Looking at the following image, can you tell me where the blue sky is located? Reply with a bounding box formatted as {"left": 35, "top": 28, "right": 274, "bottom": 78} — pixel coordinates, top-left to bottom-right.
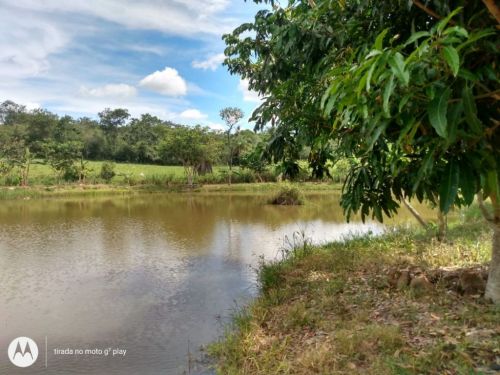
{"left": 0, "top": 0, "right": 265, "bottom": 130}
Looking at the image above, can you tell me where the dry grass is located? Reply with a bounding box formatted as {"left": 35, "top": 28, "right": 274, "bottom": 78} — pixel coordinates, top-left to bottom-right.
{"left": 209, "top": 207, "right": 500, "bottom": 374}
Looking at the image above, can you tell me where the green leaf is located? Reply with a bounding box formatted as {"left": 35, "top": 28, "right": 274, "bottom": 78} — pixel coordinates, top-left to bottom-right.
{"left": 462, "top": 86, "right": 482, "bottom": 134}
{"left": 398, "top": 93, "right": 411, "bottom": 113}
{"left": 459, "top": 164, "right": 476, "bottom": 206}
{"left": 457, "top": 29, "right": 495, "bottom": 51}
{"left": 404, "top": 31, "right": 430, "bottom": 46}
{"left": 447, "top": 100, "right": 463, "bottom": 143}
{"left": 365, "top": 57, "right": 378, "bottom": 92}
{"left": 383, "top": 74, "right": 395, "bottom": 117}
{"left": 367, "top": 122, "right": 388, "bottom": 151}
{"left": 483, "top": 170, "right": 500, "bottom": 202}
{"left": 458, "top": 68, "right": 478, "bottom": 81}
{"left": 388, "top": 52, "right": 409, "bottom": 85}
{"left": 436, "top": 7, "right": 462, "bottom": 34}
{"left": 443, "top": 26, "right": 469, "bottom": 38}
{"left": 428, "top": 87, "right": 451, "bottom": 138}
{"left": 374, "top": 29, "right": 389, "bottom": 50}
{"left": 365, "top": 50, "right": 382, "bottom": 59}
{"left": 439, "top": 161, "right": 459, "bottom": 213}
{"left": 442, "top": 46, "right": 460, "bottom": 76}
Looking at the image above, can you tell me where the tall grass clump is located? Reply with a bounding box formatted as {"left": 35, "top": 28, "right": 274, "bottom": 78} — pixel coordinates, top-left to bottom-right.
{"left": 268, "top": 184, "right": 304, "bottom": 205}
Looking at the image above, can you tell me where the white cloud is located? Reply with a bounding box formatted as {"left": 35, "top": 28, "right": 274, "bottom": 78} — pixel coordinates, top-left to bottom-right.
{"left": 192, "top": 53, "right": 225, "bottom": 71}
{"left": 123, "top": 44, "right": 167, "bottom": 56}
{"left": 3, "top": 0, "right": 235, "bottom": 36}
{"left": 179, "top": 109, "right": 208, "bottom": 120}
{"left": 79, "top": 84, "right": 137, "bottom": 98}
{"left": 24, "top": 102, "right": 41, "bottom": 110}
{"left": 238, "top": 79, "right": 262, "bottom": 103}
{"left": 0, "top": 10, "right": 67, "bottom": 80}
{"left": 205, "top": 122, "right": 225, "bottom": 131}
{"left": 139, "top": 67, "right": 188, "bottom": 96}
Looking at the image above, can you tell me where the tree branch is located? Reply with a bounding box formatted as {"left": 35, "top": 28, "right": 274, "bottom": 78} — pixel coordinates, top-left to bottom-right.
{"left": 402, "top": 198, "right": 429, "bottom": 229}
{"left": 412, "top": 0, "right": 455, "bottom": 25}
{"left": 482, "top": 0, "right": 500, "bottom": 25}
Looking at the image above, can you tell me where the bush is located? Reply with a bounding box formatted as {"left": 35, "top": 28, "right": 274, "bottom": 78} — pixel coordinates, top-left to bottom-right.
{"left": 62, "top": 165, "right": 80, "bottom": 182}
{"left": 268, "top": 184, "right": 304, "bottom": 205}
{"left": 100, "top": 162, "right": 116, "bottom": 182}
{"left": 3, "top": 173, "right": 21, "bottom": 186}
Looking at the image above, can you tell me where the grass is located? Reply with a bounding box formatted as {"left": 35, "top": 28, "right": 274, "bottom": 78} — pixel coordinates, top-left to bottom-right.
{"left": 267, "top": 184, "right": 305, "bottom": 205}
{"left": 209, "top": 206, "right": 499, "bottom": 374}
{"left": 0, "top": 160, "right": 341, "bottom": 200}
{"left": 22, "top": 161, "right": 231, "bottom": 185}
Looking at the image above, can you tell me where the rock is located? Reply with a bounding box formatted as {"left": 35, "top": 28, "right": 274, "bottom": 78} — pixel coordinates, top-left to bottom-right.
{"left": 459, "top": 271, "right": 486, "bottom": 295}
{"left": 396, "top": 271, "right": 411, "bottom": 290}
{"left": 410, "top": 275, "right": 433, "bottom": 292}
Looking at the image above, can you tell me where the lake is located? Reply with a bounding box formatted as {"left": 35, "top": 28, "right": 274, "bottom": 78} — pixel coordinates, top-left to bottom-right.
{"left": 0, "top": 192, "right": 430, "bottom": 374}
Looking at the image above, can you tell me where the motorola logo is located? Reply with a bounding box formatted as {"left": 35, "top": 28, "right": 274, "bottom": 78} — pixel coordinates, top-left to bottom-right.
{"left": 8, "top": 337, "right": 39, "bottom": 367}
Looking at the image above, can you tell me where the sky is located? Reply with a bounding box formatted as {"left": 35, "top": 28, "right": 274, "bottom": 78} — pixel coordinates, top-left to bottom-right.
{"left": 0, "top": 0, "right": 265, "bottom": 130}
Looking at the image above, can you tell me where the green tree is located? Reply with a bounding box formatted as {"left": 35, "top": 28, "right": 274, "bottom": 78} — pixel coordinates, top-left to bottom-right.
{"left": 98, "top": 108, "right": 130, "bottom": 156}
{"left": 220, "top": 107, "right": 244, "bottom": 185}
{"left": 0, "top": 138, "right": 32, "bottom": 186}
{"left": 0, "top": 100, "right": 29, "bottom": 125}
{"left": 159, "top": 125, "right": 218, "bottom": 187}
{"left": 224, "top": 2, "right": 500, "bottom": 302}
{"left": 26, "top": 109, "right": 58, "bottom": 155}
{"left": 43, "top": 141, "right": 84, "bottom": 182}
{"left": 120, "top": 114, "right": 163, "bottom": 163}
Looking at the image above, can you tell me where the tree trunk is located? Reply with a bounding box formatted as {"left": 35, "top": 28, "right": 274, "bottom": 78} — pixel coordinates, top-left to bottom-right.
{"left": 479, "top": 192, "right": 500, "bottom": 304}
{"left": 437, "top": 209, "right": 447, "bottom": 241}
{"left": 227, "top": 131, "right": 232, "bottom": 186}
{"left": 482, "top": 0, "right": 500, "bottom": 25}
{"left": 485, "top": 222, "right": 500, "bottom": 303}
{"left": 402, "top": 198, "right": 429, "bottom": 230}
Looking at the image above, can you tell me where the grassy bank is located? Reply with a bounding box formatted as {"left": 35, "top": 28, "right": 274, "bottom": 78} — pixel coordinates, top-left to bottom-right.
{"left": 0, "top": 182, "right": 341, "bottom": 200}
{"left": 209, "top": 207, "right": 499, "bottom": 374}
{"left": 0, "top": 160, "right": 344, "bottom": 200}
{"left": 2, "top": 161, "right": 272, "bottom": 186}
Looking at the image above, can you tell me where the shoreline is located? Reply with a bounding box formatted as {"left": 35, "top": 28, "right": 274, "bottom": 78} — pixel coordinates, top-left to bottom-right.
{"left": 208, "top": 210, "right": 499, "bottom": 374}
{"left": 0, "top": 182, "right": 342, "bottom": 200}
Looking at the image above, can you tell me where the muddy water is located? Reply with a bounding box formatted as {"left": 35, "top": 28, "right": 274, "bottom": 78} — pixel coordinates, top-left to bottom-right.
{"left": 0, "top": 192, "right": 432, "bottom": 374}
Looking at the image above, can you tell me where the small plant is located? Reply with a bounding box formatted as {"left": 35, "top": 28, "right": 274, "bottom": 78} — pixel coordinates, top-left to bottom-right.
{"left": 62, "top": 164, "right": 80, "bottom": 182}
{"left": 100, "top": 162, "right": 116, "bottom": 182}
{"left": 268, "top": 184, "right": 304, "bottom": 205}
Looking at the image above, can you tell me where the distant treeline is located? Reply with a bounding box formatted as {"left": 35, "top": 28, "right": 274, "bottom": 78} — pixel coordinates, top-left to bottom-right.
{"left": 0, "top": 100, "right": 349, "bottom": 186}
{"left": 0, "top": 100, "right": 265, "bottom": 164}
{"left": 0, "top": 100, "right": 278, "bottom": 183}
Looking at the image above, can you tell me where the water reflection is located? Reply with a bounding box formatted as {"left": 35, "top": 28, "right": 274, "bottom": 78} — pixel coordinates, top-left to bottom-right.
{"left": 0, "top": 192, "right": 434, "bottom": 374}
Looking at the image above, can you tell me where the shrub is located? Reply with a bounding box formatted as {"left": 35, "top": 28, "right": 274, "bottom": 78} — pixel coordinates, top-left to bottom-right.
{"left": 268, "top": 184, "right": 304, "bottom": 205}
{"left": 62, "top": 165, "right": 80, "bottom": 182}
{"left": 100, "top": 162, "right": 116, "bottom": 182}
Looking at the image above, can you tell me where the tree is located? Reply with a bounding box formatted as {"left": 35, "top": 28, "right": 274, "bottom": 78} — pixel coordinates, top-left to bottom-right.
{"left": 159, "top": 126, "right": 218, "bottom": 187}
{"left": 98, "top": 108, "right": 130, "bottom": 156}
{"left": 224, "top": 2, "right": 500, "bottom": 302}
{"left": 0, "top": 138, "right": 32, "bottom": 186}
{"left": 43, "top": 141, "right": 84, "bottom": 182}
{"left": 26, "top": 109, "right": 58, "bottom": 154}
{"left": 120, "top": 114, "right": 163, "bottom": 163}
{"left": 0, "top": 100, "right": 29, "bottom": 125}
{"left": 220, "top": 107, "right": 244, "bottom": 185}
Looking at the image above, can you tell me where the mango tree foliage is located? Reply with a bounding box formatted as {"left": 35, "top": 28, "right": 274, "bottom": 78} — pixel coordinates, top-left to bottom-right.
{"left": 223, "top": 1, "right": 499, "bottom": 302}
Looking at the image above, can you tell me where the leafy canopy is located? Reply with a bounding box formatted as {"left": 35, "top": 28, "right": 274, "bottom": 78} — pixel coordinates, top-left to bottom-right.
{"left": 224, "top": 0, "right": 499, "bottom": 221}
